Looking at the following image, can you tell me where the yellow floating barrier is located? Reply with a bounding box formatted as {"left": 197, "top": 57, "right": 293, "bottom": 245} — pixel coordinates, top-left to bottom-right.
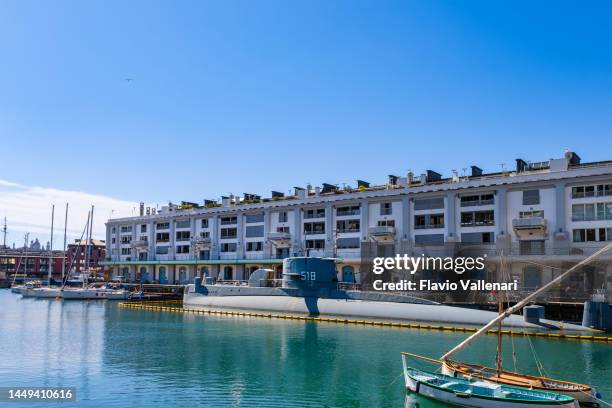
{"left": 117, "top": 302, "right": 611, "bottom": 343}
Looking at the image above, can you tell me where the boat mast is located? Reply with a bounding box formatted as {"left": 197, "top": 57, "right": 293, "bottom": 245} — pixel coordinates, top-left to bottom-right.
{"left": 85, "top": 205, "right": 94, "bottom": 286}
{"left": 48, "top": 204, "right": 55, "bottom": 286}
{"left": 496, "top": 289, "right": 503, "bottom": 375}
{"left": 61, "top": 203, "right": 68, "bottom": 281}
{"left": 441, "top": 242, "right": 612, "bottom": 361}
{"left": 2, "top": 217, "right": 6, "bottom": 248}
{"left": 23, "top": 233, "right": 29, "bottom": 281}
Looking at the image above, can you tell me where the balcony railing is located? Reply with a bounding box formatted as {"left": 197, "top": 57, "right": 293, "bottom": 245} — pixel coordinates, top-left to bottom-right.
{"left": 336, "top": 210, "right": 360, "bottom": 217}
{"left": 460, "top": 199, "right": 494, "bottom": 207}
{"left": 368, "top": 226, "right": 396, "bottom": 237}
{"left": 304, "top": 230, "right": 325, "bottom": 235}
{"left": 304, "top": 213, "right": 325, "bottom": 219}
{"left": 512, "top": 217, "right": 546, "bottom": 229}
{"left": 336, "top": 228, "right": 360, "bottom": 233}
{"left": 460, "top": 221, "right": 495, "bottom": 227}
{"left": 267, "top": 231, "right": 291, "bottom": 240}
{"left": 414, "top": 224, "right": 444, "bottom": 229}
{"left": 131, "top": 239, "right": 148, "bottom": 248}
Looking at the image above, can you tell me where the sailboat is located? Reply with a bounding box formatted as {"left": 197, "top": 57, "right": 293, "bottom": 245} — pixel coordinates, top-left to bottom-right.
{"left": 401, "top": 242, "right": 612, "bottom": 407}
{"left": 60, "top": 206, "right": 129, "bottom": 301}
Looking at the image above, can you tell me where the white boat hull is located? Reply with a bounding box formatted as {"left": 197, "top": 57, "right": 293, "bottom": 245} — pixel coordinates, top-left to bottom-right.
{"left": 22, "top": 288, "right": 62, "bottom": 298}
{"left": 61, "top": 289, "right": 107, "bottom": 299}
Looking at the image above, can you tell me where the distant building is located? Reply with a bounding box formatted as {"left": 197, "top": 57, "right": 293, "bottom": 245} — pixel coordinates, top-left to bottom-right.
{"left": 0, "top": 245, "right": 64, "bottom": 282}
{"left": 66, "top": 239, "right": 107, "bottom": 276}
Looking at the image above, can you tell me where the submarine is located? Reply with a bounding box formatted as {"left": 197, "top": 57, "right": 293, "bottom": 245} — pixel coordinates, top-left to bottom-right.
{"left": 183, "top": 257, "right": 595, "bottom": 333}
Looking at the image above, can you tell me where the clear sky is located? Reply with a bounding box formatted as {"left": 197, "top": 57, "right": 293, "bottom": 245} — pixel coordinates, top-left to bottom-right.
{"left": 0, "top": 0, "right": 611, "bottom": 246}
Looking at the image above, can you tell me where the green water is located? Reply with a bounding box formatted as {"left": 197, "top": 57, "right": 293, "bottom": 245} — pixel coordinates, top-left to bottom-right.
{"left": 0, "top": 290, "right": 609, "bottom": 407}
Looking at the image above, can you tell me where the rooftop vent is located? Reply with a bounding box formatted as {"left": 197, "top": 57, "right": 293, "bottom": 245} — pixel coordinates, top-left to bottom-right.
{"left": 426, "top": 170, "right": 442, "bottom": 182}
{"left": 565, "top": 151, "right": 581, "bottom": 165}
{"left": 387, "top": 175, "right": 398, "bottom": 186}
{"left": 271, "top": 191, "right": 284, "bottom": 198}
{"left": 204, "top": 199, "right": 217, "bottom": 206}
{"left": 357, "top": 179, "right": 370, "bottom": 188}
{"left": 243, "top": 193, "right": 261, "bottom": 202}
{"left": 470, "top": 166, "right": 483, "bottom": 177}
{"left": 321, "top": 183, "right": 338, "bottom": 194}
{"left": 516, "top": 159, "right": 527, "bottom": 173}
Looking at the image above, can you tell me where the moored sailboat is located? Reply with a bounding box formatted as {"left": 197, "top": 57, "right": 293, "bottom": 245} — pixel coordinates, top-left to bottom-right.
{"left": 401, "top": 243, "right": 612, "bottom": 407}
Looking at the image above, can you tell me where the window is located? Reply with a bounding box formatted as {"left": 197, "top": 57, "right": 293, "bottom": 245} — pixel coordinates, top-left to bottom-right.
{"left": 380, "top": 202, "right": 392, "bottom": 215}
{"left": 304, "top": 222, "right": 325, "bottom": 235}
{"left": 120, "top": 225, "right": 132, "bottom": 233}
{"left": 220, "top": 228, "right": 237, "bottom": 239}
{"left": 139, "top": 236, "right": 148, "bottom": 242}
{"left": 176, "top": 231, "right": 191, "bottom": 241}
{"left": 246, "top": 241, "right": 263, "bottom": 251}
{"left": 414, "top": 214, "right": 444, "bottom": 229}
{"left": 336, "top": 219, "right": 360, "bottom": 233}
{"left": 155, "top": 246, "right": 169, "bottom": 254}
{"left": 245, "top": 213, "right": 264, "bottom": 223}
{"left": 220, "top": 243, "right": 237, "bottom": 252}
{"left": 121, "top": 248, "right": 131, "bottom": 255}
{"left": 597, "top": 203, "right": 612, "bottom": 220}
{"left": 111, "top": 227, "right": 116, "bottom": 234}
{"left": 156, "top": 222, "right": 169, "bottom": 230}
{"left": 278, "top": 211, "right": 288, "bottom": 223}
{"left": 573, "top": 228, "right": 611, "bottom": 242}
{"left": 460, "top": 194, "right": 494, "bottom": 207}
{"left": 520, "top": 210, "right": 544, "bottom": 219}
{"left": 522, "top": 190, "right": 540, "bottom": 205}
{"left": 120, "top": 236, "right": 132, "bottom": 244}
{"left": 201, "top": 219, "right": 209, "bottom": 228}
{"left": 461, "top": 232, "right": 494, "bottom": 244}
{"left": 176, "top": 245, "right": 190, "bottom": 254}
{"left": 305, "top": 239, "right": 325, "bottom": 249}
{"left": 221, "top": 216, "right": 237, "bottom": 225}
{"left": 277, "top": 226, "right": 290, "bottom": 233}
{"left": 572, "top": 184, "right": 612, "bottom": 198}
{"left": 377, "top": 219, "right": 395, "bottom": 227}
{"left": 111, "top": 237, "right": 116, "bottom": 244}
{"left": 336, "top": 205, "right": 360, "bottom": 216}
{"left": 200, "top": 231, "right": 210, "bottom": 238}
{"left": 414, "top": 234, "right": 444, "bottom": 245}
{"left": 246, "top": 225, "right": 264, "bottom": 238}
{"left": 336, "top": 237, "right": 360, "bottom": 249}
{"left": 156, "top": 232, "right": 170, "bottom": 242}
{"left": 304, "top": 208, "right": 325, "bottom": 219}
{"left": 176, "top": 220, "right": 190, "bottom": 229}
{"left": 460, "top": 210, "right": 494, "bottom": 226}
{"left": 414, "top": 197, "right": 444, "bottom": 211}
{"left": 519, "top": 240, "right": 545, "bottom": 255}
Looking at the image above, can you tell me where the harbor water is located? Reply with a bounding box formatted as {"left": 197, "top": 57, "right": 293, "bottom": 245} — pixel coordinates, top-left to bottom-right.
{"left": 0, "top": 290, "right": 610, "bottom": 407}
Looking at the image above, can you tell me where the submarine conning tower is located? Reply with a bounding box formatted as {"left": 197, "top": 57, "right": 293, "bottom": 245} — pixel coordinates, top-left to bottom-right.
{"left": 281, "top": 257, "right": 339, "bottom": 291}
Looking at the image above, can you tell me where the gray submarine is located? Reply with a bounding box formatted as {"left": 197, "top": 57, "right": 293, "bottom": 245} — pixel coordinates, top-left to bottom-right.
{"left": 183, "top": 257, "right": 595, "bottom": 332}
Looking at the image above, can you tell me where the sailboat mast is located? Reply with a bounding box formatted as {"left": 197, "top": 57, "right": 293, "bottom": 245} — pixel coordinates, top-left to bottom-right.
{"left": 441, "top": 242, "right": 612, "bottom": 360}
{"left": 85, "top": 205, "right": 94, "bottom": 286}
{"left": 48, "top": 204, "right": 55, "bottom": 286}
{"left": 61, "top": 203, "right": 68, "bottom": 281}
{"left": 2, "top": 217, "right": 6, "bottom": 248}
{"left": 496, "top": 289, "right": 503, "bottom": 375}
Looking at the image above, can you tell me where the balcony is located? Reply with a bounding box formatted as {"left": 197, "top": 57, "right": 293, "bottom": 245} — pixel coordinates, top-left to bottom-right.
{"left": 512, "top": 217, "right": 547, "bottom": 240}
{"left": 368, "top": 226, "right": 396, "bottom": 240}
{"left": 414, "top": 224, "right": 444, "bottom": 230}
{"left": 268, "top": 231, "right": 291, "bottom": 248}
{"left": 131, "top": 239, "right": 148, "bottom": 248}
{"left": 191, "top": 237, "right": 211, "bottom": 248}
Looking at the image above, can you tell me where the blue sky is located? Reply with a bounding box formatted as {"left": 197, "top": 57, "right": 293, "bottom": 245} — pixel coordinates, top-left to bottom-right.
{"left": 0, "top": 0, "right": 611, "bottom": 245}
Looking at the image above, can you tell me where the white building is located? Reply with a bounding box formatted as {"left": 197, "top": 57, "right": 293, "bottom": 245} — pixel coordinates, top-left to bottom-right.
{"left": 103, "top": 151, "right": 612, "bottom": 301}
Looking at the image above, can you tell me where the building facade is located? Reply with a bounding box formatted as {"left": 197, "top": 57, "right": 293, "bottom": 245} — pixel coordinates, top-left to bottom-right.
{"left": 66, "top": 239, "right": 108, "bottom": 277}
{"left": 0, "top": 246, "right": 65, "bottom": 282}
{"left": 102, "top": 151, "right": 612, "bottom": 301}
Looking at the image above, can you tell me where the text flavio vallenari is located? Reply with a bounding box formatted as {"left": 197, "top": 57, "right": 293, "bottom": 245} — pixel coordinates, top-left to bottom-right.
{"left": 371, "top": 254, "right": 518, "bottom": 292}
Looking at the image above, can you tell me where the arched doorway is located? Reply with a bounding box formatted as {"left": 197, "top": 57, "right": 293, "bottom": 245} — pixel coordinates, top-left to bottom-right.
{"left": 178, "top": 267, "right": 187, "bottom": 284}
{"left": 200, "top": 266, "right": 209, "bottom": 278}
{"left": 139, "top": 267, "right": 149, "bottom": 283}
{"left": 223, "top": 266, "right": 233, "bottom": 281}
{"left": 158, "top": 266, "right": 167, "bottom": 284}
{"left": 121, "top": 267, "right": 129, "bottom": 282}
{"left": 342, "top": 266, "right": 355, "bottom": 283}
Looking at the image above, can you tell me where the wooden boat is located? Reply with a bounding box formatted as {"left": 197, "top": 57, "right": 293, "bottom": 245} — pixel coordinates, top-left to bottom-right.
{"left": 442, "top": 359, "right": 599, "bottom": 407}
{"left": 401, "top": 357, "right": 578, "bottom": 408}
